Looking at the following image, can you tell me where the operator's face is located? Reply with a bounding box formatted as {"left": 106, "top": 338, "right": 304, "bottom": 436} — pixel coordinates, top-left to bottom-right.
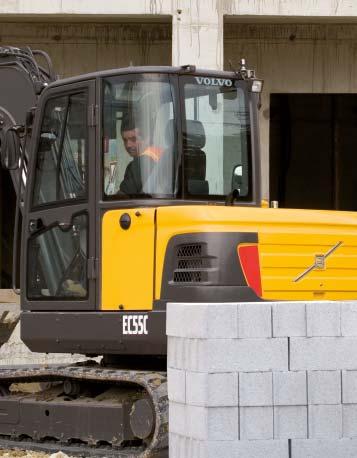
{"left": 122, "top": 128, "right": 144, "bottom": 158}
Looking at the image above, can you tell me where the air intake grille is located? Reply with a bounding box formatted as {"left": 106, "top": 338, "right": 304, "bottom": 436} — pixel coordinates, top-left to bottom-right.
{"left": 178, "top": 259, "right": 203, "bottom": 270}
{"left": 173, "top": 243, "right": 212, "bottom": 284}
{"left": 177, "top": 244, "right": 202, "bottom": 258}
{"left": 174, "top": 271, "right": 202, "bottom": 283}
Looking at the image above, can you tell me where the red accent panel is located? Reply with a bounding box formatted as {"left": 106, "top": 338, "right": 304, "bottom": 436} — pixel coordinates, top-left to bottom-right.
{"left": 238, "top": 245, "right": 262, "bottom": 297}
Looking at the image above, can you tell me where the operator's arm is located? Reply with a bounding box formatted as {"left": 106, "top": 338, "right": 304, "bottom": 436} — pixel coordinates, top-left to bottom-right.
{"left": 120, "top": 161, "right": 140, "bottom": 194}
{"left": 120, "top": 155, "right": 157, "bottom": 195}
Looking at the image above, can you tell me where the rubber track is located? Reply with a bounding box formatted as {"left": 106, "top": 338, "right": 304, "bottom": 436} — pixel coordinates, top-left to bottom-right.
{"left": 0, "top": 362, "right": 168, "bottom": 457}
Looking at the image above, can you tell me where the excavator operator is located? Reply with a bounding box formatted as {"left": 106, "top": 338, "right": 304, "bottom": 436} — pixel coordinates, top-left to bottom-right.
{"left": 119, "top": 114, "right": 164, "bottom": 195}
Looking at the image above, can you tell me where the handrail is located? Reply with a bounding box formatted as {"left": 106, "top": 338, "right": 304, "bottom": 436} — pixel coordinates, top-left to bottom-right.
{"left": 12, "top": 130, "right": 27, "bottom": 295}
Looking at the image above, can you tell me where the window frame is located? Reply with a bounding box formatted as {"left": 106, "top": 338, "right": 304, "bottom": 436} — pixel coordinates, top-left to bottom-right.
{"left": 179, "top": 76, "right": 253, "bottom": 202}
{"left": 30, "top": 88, "right": 89, "bottom": 211}
{"left": 26, "top": 211, "right": 89, "bottom": 301}
{"left": 100, "top": 72, "right": 181, "bottom": 201}
{"left": 22, "top": 79, "right": 97, "bottom": 312}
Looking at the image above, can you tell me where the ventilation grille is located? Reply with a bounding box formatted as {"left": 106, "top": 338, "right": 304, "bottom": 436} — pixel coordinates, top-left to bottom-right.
{"left": 173, "top": 243, "right": 208, "bottom": 284}
{"left": 178, "top": 259, "right": 203, "bottom": 270}
{"left": 177, "top": 244, "right": 202, "bottom": 258}
{"left": 174, "top": 271, "right": 202, "bottom": 283}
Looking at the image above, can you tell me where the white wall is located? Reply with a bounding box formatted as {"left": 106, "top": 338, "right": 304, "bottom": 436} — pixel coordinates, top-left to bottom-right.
{"left": 2, "top": 1, "right": 357, "bottom": 71}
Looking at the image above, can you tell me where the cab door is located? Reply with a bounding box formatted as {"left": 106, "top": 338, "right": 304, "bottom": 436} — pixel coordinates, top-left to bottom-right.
{"left": 21, "top": 80, "right": 96, "bottom": 311}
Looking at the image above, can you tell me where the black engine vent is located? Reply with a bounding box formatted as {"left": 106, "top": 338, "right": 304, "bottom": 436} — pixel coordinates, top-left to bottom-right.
{"left": 173, "top": 243, "right": 213, "bottom": 284}
{"left": 173, "top": 270, "right": 202, "bottom": 283}
{"left": 177, "top": 258, "right": 204, "bottom": 270}
{"left": 177, "top": 243, "right": 202, "bottom": 258}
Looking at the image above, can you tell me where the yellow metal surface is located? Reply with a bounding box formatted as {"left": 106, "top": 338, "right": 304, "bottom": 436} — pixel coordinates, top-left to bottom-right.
{"left": 101, "top": 208, "right": 155, "bottom": 310}
{"left": 155, "top": 205, "right": 357, "bottom": 301}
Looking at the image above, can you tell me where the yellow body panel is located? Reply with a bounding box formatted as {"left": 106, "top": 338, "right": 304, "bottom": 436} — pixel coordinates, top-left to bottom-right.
{"left": 155, "top": 205, "right": 357, "bottom": 301}
{"left": 101, "top": 208, "right": 155, "bottom": 310}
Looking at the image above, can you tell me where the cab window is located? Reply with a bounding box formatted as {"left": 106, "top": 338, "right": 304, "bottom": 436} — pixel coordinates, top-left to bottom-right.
{"left": 102, "top": 75, "right": 177, "bottom": 198}
{"left": 32, "top": 92, "right": 87, "bottom": 207}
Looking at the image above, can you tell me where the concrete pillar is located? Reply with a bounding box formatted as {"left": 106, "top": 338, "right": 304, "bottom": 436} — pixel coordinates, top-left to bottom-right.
{"left": 172, "top": 2, "right": 223, "bottom": 70}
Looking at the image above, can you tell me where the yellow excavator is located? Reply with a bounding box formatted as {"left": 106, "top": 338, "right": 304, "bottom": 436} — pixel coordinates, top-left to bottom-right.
{"left": 0, "top": 46, "right": 357, "bottom": 457}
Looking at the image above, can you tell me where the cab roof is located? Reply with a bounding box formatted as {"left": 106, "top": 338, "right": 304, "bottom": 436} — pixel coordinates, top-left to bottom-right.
{"left": 48, "top": 65, "right": 241, "bottom": 88}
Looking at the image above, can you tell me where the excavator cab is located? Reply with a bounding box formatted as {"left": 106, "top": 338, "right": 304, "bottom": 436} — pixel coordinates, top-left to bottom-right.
{"left": 0, "top": 47, "right": 265, "bottom": 362}
{"left": 0, "top": 61, "right": 262, "bottom": 358}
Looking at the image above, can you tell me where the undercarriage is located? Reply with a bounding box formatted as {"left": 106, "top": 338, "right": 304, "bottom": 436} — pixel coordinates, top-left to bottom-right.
{"left": 0, "top": 361, "right": 168, "bottom": 457}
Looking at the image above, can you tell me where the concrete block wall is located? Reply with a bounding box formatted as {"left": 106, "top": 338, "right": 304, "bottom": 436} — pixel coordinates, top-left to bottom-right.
{"left": 167, "top": 301, "right": 357, "bottom": 458}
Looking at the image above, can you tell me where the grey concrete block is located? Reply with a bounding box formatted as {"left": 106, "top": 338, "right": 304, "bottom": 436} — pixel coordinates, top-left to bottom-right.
{"left": 167, "top": 336, "right": 187, "bottom": 370}
{"left": 272, "top": 302, "right": 306, "bottom": 337}
{"left": 306, "top": 302, "right": 341, "bottom": 337}
{"left": 238, "top": 303, "right": 272, "bottom": 338}
{"left": 167, "top": 303, "right": 186, "bottom": 338}
{"left": 169, "top": 401, "right": 186, "bottom": 436}
{"left": 239, "top": 371, "right": 273, "bottom": 406}
{"left": 206, "top": 407, "right": 239, "bottom": 441}
{"left": 341, "top": 302, "right": 357, "bottom": 336}
{"left": 169, "top": 434, "right": 206, "bottom": 458}
{"left": 186, "top": 371, "right": 238, "bottom": 407}
{"left": 274, "top": 406, "right": 307, "bottom": 439}
{"left": 240, "top": 406, "right": 274, "bottom": 440}
{"left": 166, "top": 303, "right": 238, "bottom": 339}
{"left": 273, "top": 371, "right": 307, "bottom": 406}
{"left": 290, "top": 337, "right": 357, "bottom": 371}
{"left": 208, "top": 440, "right": 289, "bottom": 458}
{"left": 168, "top": 368, "right": 186, "bottom": 404}
{"left": 186, "top": 405, "right": 207, "bottom": 440}
{"left": 308, "top": 405, "right": 342, "bottom": 438}
{"left": 343, "top": 405, "right": 357, "bottom": 438}
{"left": 308, "top": 370, "right": 341, "bottom": 405}
{"left": 169, "top": 402, "right": 239, "bottom": 441}
{"left": 186, "top": 405, "right": 239, "bottom": 441}
{"left": 291, "top": 439, "right": 357, "bottom": 458}
{"left": 169, "top": 337, "right": 288, "bottom": 372}
{"left": 342, "top": 371, "right": 357, "bottom": 404}
{"left": 169, "top": 436, "right": 289, "bottom": 458}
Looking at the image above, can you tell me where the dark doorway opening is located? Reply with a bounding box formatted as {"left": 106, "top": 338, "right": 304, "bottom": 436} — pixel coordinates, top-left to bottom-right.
{"left": 270, "top": 94, "right": 357, "bottom": 210}
{"left": 0, "top": 168, "right": 15, "bottom": 288}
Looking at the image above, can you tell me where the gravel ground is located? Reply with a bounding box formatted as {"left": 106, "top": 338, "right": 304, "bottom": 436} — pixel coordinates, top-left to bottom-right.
{"left": 0, "top": 451, "right": 72, "bottom": 457}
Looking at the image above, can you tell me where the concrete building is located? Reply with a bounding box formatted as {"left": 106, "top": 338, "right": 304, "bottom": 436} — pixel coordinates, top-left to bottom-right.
{"left": 1, "top": 0, "right": 357, "bottom": 292}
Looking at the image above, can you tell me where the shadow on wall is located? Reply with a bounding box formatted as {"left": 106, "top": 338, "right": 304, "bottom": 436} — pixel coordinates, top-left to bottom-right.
{"left": 1, "top": 21, "right": 172, "bottom": 78}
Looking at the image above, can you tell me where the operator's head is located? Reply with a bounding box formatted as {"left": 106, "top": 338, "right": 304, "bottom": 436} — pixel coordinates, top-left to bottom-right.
{"left": 121, "top": 115, "right": 145, "bottom": 158}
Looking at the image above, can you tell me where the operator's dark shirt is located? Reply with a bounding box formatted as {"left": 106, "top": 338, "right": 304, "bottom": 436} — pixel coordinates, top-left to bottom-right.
{"left": 119, "top": 155, "right": 155, "bottom": 195}
{"left": 119, "top": 147, "right": 164, "bottom": 195}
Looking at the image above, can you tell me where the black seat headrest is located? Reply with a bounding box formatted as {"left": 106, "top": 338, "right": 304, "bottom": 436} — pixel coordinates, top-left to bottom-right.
{"left": 184, "top": 120, "right": 206, "bottom": 149}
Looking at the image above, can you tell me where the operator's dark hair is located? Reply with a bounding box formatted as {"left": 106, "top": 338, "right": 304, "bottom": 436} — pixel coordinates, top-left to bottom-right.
{"left": 121, "top": 113, "right": 139, "bottom": 135}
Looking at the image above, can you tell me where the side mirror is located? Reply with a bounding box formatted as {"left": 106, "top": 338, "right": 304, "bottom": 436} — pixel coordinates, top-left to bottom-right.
{"left": 232, "top": 164, "right": 242, "bottom": 191}
{"left": 1, "top": 128, "right": 21, "bottom": 170}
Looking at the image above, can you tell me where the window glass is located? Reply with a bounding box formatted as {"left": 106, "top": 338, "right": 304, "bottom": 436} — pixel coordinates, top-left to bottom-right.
{"left": 27, "top": 214, "right": 87, "bottom": 299}
{"left": 33, "top": 92, "right": 87, "bottom": 206}
{"left": 103, "top": 77, "right": 177, "bottom": 198}
{"left": 183, "top": 79, "right": 250, "bottom": 198}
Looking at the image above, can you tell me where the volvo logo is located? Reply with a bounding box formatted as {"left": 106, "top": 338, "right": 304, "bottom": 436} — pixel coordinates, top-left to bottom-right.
{"left": 195, "top": 77, "right": 233, "bottom": 87}
{"left": 293, "top": 241, "right": 343, "bottom": 283}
